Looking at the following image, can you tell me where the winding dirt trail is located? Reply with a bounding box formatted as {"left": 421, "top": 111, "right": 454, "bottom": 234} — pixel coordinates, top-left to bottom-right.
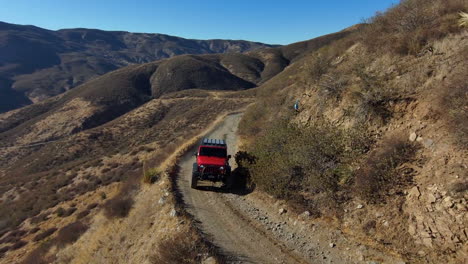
{"left": 177, "top": 113, "right": 405, "bottom": 264}
{"left": 177, "top": 114, "right": 306, "bottom": 263}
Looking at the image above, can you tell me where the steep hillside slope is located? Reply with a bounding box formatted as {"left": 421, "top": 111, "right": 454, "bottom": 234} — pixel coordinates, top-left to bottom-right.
{"left": 0, "top": 21, "right": 275, "bottom": 113}
{"left": 238, "top": 1, "right": 467, "bottom": 263}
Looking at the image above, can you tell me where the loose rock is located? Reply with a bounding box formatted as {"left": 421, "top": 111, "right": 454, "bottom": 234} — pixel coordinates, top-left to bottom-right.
{"left": 408, "top": 186, "right": 421, "bottom": 200}
{"left": 169, "top": 209, "right": 177, "bottom": 217}
{"left": 442, "top": 197, "right": 454, "bottom": 208}
{"left": 202, "top": 256, "right": 216, "bottom": 264}
{"left": 427, "top": 193, "right": 437, "bottom": 204}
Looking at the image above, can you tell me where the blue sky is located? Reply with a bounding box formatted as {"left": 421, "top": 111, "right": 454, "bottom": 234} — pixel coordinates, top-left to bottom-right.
{"left": 0, "top": 0, "right": 399, "bottom": 44}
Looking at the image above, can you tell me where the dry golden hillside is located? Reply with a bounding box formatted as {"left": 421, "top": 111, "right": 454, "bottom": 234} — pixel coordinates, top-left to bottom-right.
{"left": 0, "top": 0, "right": 466, "bottom": 263}
{"left": 239, "top": 0, "right": 467, "bottom": 262}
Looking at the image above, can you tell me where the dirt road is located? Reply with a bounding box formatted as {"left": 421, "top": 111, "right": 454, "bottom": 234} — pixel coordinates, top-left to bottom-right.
{"left": 177, "top": 113, "right": 405, "bottom": 264}
{"left": 177, "top": 113, "right": 305, "bottom": 263}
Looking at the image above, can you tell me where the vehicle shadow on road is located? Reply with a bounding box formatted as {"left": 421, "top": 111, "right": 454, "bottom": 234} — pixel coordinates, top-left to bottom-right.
{"left": 194, "top": 186, "right": 250, "bottom": 195}
{"left": 196, "top": 167, "right": 255, "bottom": 196}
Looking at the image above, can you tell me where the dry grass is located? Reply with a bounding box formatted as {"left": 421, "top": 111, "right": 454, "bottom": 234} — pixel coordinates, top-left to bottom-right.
{"left": 438, "top": 71, "right": 468, "bottom": 147}
{"left": 354, "top": 134, "right": 418, "bottom": 203}
{"left": 21, "top": 240, "right": 55, "bottom": 264}
{"left": 361, "top": 0, "right": 467, "bottom": 55}
{"left": 0, "top": 97, "right": 248, "bottom": 238}
{"left": 460, "top": 12, "right": 468, "bottom": 27}
{"left": 102, "top": 170, "right": 140, "bottom": 219}
{"left": 350, "top": 66, "right": 398, "bottom": 124}
{"left": 151, "top": 229, "right": 211, "bottom": 264}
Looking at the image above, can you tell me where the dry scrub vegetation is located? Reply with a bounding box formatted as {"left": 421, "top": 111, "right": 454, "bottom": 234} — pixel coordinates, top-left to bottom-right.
{"left": 0, "top": 0, "right": 466, "bottom": 262}
{"left": 151, "top": 228, "right": 214, "bottom": 264}
{"left": 0, "top": 91, "right": 251, "bottom": 262}
{"left": 239, "top": 0, "right": 467, "bottom": 262}
{"left": 361, "top": 0, "right": 467, "bottom": 55}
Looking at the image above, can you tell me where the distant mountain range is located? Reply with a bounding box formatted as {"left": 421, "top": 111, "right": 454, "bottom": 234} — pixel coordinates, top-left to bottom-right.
{"left": 0, "top": 21, "right": 276, "bottom": 113}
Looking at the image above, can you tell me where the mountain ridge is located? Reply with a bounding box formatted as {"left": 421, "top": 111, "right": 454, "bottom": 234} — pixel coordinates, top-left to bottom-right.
{"left": 0, "top": 21, "right": 277, "bottom": 113}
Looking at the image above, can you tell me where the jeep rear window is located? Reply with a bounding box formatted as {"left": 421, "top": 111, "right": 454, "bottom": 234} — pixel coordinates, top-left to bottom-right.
{"left": 199, "top": 147, "right": 227, "bottom": 158}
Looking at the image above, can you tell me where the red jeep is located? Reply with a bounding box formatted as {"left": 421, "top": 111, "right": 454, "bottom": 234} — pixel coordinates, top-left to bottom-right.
{"left": 191, "top": 138, "right": 232, "bottom": 189}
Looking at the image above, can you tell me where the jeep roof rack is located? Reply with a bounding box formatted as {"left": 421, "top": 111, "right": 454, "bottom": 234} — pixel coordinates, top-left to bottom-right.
{"left": 201, "top": 138, "right": 226, "bottom": 147}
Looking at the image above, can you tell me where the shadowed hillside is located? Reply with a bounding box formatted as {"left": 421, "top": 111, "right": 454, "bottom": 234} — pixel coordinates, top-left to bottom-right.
{"left": 0, "top": 29, "right": 350, "bottom": 141}
{"left": 0, "top": 21, "right": 276, "bottom": 113}
{"left": 2, "top": 1, "right": 465, "bottom": 261}
{"left": 0, "top": 28, "right": 352, "bottom": 260}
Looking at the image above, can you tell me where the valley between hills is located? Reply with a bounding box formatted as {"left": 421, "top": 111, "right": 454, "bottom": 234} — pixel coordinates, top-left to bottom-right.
{"left": 0, "top": 1, "right": 467, "bottom": 263}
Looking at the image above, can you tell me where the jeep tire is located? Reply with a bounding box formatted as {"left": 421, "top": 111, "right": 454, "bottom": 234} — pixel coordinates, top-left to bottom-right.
{"left": 224, "top": 166, "right": 234, "bottom": 189}
{"left": 191, "top": 163, "right": 199, "bottom": 189}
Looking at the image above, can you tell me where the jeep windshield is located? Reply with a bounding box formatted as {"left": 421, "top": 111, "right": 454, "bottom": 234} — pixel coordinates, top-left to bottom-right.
{"left": 199, "top": 147, "right": 227, "bottom": 158}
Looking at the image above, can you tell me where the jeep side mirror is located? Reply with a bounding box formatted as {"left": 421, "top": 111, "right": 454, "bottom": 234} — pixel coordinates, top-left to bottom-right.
{"left": 227, "top": 155, "right": 231, "bottom": 159}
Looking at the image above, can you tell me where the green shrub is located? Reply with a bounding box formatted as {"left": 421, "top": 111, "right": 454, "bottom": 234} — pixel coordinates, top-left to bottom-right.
{"left": 56, "top": 207, "right": 65, "bottom": 217}
{"left": 142, "top": 168, "right": 161, "bottom": 184}
{"left": 231, "top": 151, "right": 257, "bottom": 192}
{"left": 246, "top": 119, "right": 369, "bottom": 199}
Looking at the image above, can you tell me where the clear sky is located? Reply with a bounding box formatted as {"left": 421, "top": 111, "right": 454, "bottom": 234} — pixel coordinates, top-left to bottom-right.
{"left": 0, "top": 0, "right": 399, "bottom": 45}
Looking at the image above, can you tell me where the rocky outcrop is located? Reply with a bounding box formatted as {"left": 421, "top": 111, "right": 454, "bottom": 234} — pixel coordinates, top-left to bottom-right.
{"left": 405, "top": 185, "right": 467, "bottom": 257}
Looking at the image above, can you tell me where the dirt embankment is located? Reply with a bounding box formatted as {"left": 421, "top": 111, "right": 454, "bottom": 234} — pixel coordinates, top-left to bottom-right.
{"left": 177, "top": 113, "right": 406, "bottom": 264}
